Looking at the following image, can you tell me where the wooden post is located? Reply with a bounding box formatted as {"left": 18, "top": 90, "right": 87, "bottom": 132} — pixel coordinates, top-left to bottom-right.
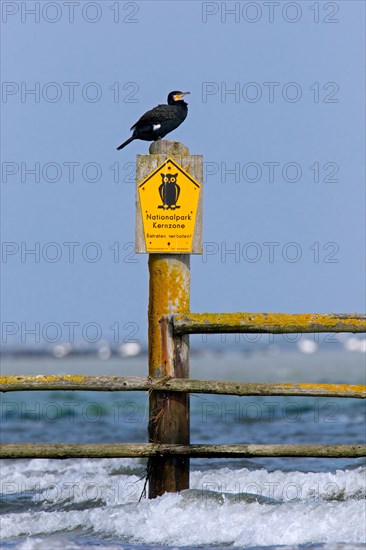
{"left": 135, "top": 140, "right": 203, "bottom": 498}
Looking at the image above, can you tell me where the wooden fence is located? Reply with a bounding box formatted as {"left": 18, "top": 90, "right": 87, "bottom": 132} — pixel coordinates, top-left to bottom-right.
{"left": 1, "top": 311, "right": 365, "bottom": 496}
{"left": 1, "top": 141, "right": 365, "bottom": 499}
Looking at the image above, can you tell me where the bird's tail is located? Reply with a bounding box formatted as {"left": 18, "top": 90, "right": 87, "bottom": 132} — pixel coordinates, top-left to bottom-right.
{"left": 116, "top": 136, "right": 135, "bottom": 151}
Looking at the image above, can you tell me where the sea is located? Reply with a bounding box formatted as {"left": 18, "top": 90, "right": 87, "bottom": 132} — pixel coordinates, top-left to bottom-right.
{"left": 1, "top": 349, "right": 365, "bottom": 550}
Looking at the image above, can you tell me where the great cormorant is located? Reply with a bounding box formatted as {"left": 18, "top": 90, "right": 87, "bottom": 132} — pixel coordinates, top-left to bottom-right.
{"left": 116, "top": 91, "right": 189, "bottom": 150}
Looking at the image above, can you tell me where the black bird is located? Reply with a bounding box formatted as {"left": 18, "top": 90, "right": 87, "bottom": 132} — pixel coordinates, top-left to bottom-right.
{"left": 116, "top": 91, "right": 190, "bottom": 150}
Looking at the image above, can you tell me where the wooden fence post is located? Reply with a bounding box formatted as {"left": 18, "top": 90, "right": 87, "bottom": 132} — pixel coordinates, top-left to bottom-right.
{"left": 135, "top": 140, "right": 203, "bottom": 498}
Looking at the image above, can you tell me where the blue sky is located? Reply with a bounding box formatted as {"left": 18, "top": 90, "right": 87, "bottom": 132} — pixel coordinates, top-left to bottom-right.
{"left": 1, "top": 0, "right": 365, "bottom": 347}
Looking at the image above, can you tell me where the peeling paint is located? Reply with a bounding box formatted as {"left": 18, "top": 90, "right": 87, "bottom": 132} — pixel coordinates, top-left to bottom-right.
{"left": 148, "top": 255, "right": 190, "bottom": 373}
{"left": 173, "top": 312, "right": 366, "bottom": 334}
{"left": 0, "top": 375, "right": 85, "bottom": 385}
{"left": 1, "top": 376, "right": 364, "bottom": 398}
{"left": 2, "top": 443, "right": 365, "bottom": 459}
{"left": 296, "top": 383, "right": 366, "bottom": 394}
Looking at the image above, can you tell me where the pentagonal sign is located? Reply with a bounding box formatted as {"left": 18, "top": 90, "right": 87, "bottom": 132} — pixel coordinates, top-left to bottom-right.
{"left": 138, "top": 158, "right": 201, "bottom": 253}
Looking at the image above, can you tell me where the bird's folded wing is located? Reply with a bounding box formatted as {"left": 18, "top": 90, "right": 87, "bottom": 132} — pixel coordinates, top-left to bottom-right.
{"left": 130, "top": 104, "right": 173, "bottom": 130}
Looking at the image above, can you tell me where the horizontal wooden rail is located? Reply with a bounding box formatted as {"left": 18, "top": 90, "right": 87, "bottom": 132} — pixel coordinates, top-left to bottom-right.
{"left": 173, "top": 313, "right": 366, "bottom": 335}
{"left": 1, "top": 443, "right": 365, "bottom": 459}
{"left": 1, "top": 375, "right": 365, "bottom": 398}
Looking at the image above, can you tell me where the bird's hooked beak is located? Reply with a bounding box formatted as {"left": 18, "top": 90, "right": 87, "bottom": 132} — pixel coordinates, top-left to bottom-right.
{"left": 174, "top": 92, "right": 190, "bottom": 101}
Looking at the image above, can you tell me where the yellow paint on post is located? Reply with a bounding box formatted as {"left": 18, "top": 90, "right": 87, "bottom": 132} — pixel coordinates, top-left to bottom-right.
{"left": 147, "top": 254, "right": 191, "bottom": 497}
{"left": 148, "top": 255, "right": 190, "bottom": 375}
{"left": 138, "top": 158, "right": 201, "bottom": 253}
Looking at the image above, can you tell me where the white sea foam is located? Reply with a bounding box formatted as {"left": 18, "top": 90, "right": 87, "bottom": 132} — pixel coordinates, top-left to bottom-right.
{"left": 15, "top": 540, "right": 122, "bottom": 550}
{"left": 1, "top": 459, "right": 365, "bottom": 547}
{"left": 1, "top": 495, "right": 365, "bottom": 547}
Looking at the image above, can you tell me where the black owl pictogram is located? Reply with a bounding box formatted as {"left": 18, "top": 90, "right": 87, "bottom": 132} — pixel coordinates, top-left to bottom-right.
{"left": 158, "top": 173, "right": 181, "bottom": 210}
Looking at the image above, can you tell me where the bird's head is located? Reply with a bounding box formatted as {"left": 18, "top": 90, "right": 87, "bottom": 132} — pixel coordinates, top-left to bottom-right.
{"left": 168, "top": 91, "right": 190, "bottom": 105}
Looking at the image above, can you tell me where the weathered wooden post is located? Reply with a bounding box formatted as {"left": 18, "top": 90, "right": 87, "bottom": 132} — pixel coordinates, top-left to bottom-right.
{"left": 136, "top": 140, "right": 203, "bottom": 498}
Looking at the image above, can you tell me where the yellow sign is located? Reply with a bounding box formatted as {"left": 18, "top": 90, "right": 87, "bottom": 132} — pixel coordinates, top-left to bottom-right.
{"left": 138, "top": 158, "right": 201, "bottom": 253}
